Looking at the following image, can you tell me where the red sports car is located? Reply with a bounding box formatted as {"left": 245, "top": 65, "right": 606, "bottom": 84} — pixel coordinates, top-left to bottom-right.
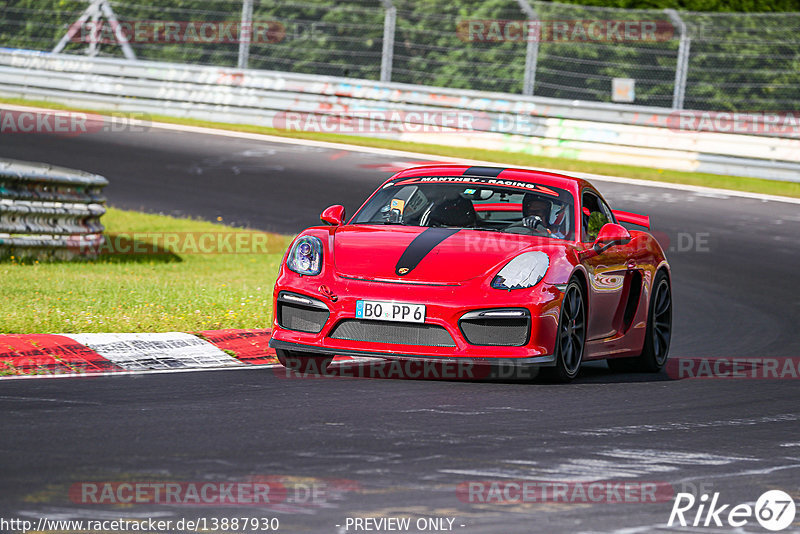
{"left": 269, "top": 165, "right": 671, "bottom": 382}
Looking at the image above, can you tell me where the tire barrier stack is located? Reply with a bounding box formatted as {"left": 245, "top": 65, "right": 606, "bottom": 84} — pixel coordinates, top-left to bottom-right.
{"left": 0, "top": 158, "right": 107, "bottom": 260}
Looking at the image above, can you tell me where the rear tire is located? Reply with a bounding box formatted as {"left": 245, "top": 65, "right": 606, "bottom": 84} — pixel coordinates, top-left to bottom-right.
{"left": 639, "top": 271, "right": 672, "bottom": 372}
{"left": 276, "top": 349, "right": 332, "bottom": 374}
{"left": 543, "top": 279, "right": 586, "bottom": 383}
{"left": 606, "top": 270, "right": 672, "bottom": 373}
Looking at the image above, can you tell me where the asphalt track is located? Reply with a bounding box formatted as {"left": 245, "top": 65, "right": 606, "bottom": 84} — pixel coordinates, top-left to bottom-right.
{"left": 1, "top": 123, "right": 799, "bottom": 533}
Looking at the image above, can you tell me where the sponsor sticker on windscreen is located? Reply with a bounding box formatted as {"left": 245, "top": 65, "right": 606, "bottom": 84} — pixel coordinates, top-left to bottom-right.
{"left": 356, "top": 300, "right": 426, "bottom": 323}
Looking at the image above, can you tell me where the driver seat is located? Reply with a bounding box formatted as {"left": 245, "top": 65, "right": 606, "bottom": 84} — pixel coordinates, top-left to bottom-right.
{"left": 428, "top": 196, "right": 477, "bottom": 228}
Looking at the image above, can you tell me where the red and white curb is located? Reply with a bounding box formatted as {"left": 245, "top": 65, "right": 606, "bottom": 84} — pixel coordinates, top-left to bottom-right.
{"left": 0, "top": 329, "right": 280, "bottom": 379}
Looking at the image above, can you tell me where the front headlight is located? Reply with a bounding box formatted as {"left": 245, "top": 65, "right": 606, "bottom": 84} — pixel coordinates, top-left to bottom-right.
{"left": 287, "top": 236, "right": 323, "bottom": 276}
{"left": 491, "top": 251, "right": 549, "bottom": 290}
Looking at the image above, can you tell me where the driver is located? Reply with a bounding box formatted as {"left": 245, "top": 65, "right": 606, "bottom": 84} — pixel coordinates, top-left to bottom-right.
{"left": 518, "top": 193, "right": 566, "bottom": 238}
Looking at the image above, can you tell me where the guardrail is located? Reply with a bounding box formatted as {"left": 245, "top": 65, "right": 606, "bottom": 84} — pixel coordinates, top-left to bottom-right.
{"left": 0, "top": 158, "right": 107, "bottom": 260}
{"left": 0, "top": 48, "right": 798, "bottom": 182}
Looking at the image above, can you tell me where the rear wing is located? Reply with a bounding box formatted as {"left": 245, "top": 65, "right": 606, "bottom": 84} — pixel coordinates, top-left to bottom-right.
{"left": 612, "top": 210, "right": 650, "bottom": 229}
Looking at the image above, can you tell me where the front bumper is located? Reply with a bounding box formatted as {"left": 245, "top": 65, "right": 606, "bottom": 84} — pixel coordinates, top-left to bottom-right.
{"left": 270, "top": 338, "right": 555, "bottom": 367}
{"left": 269, "top": 271, "right": 563, "bottom": 365}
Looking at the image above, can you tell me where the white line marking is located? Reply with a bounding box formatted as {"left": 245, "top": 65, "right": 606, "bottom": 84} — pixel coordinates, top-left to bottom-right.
{"left": 438, "top": 448, "right": 753, "bottom": 482}
{"left": 3, "top": 103, "right": 799, "bottom": 205}
{"left": 0, "top": 357, "right": 358, "bottom": 380}
{"left": 0, "top": 395, "right": 101, "bottom": 404}
{"left": 20, "top": 508, "right": 175, "bottom": 520}
{"left": 598, "top": 449, "right": 753, "bottom": 465}
{"left": 402, "top": 408, "right": 491, "bottom": 415}
{"left": 671, "top": 461, "right": 800, "bottom": 486}
{"left": 562, "top": 413, "right": 800, "bottom": 437}
{"left": 0, "top": 362, "right": 280, "bottom": 381}
{"left": 438, "top": 469, "right": 525, "bottom": 479}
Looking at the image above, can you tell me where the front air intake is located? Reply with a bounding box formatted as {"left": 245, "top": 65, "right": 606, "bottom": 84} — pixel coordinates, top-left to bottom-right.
{"left": 277, "top": 292, "right": 329, "bottom": 334}
{"left": 459, "top": 309, "right": 530, "bottom": 346}
{"left": 329, "top": 320, "right": 455, "bottom": 347}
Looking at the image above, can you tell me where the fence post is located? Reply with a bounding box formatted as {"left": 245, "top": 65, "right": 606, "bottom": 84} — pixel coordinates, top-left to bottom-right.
{"left": 98, "top": 1, "right": 136, "bottom": 60}
{"left": 380, "top": 0, "right": 396, "bottom": 83}
{"left": 665, "top": 9, "right": 690, "bottom": 110}
{"left": 53, "top": 0, "right": 136, "bottom": 60}
{"left": 53, "top": 0, "right": 98, "bottom": 55}
{"left": 238, "top": 0, "right": 254, "bottom": 69}
{"left": 516, "top": 0, "right": 539, "bottom": 96}
{"left": 87, "top": 2, "right": 101, "bottom": 57}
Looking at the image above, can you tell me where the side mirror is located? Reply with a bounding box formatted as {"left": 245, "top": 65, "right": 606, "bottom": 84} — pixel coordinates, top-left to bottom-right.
{"left": 320, "top": 205, "right": 345, "bottom": 226}
{"left": 593, "top": 223, "right": 631, "bottom": 251}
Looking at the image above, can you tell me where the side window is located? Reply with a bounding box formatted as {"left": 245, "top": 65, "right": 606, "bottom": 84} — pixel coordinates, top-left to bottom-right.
{"left": 598, "top": 197, "right": 615, "bottom": 224}
{"left": 582, "top": 191, "right": 611, "bottom": 242}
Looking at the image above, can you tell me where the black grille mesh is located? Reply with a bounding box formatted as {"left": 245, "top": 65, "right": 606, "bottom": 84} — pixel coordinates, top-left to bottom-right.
{"left": 460, "top": 318, "right": 529, "bottom": 346}
{"left": 278, "top": 302, "right": 329, "bottom": 334}
{"left": 329, "top": 320, "right": 455, "bottom": 347}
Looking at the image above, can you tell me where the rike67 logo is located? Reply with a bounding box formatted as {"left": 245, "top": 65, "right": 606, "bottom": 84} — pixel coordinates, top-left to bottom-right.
{"left": 669, "top": 490, "right": 796, "bottom": 531}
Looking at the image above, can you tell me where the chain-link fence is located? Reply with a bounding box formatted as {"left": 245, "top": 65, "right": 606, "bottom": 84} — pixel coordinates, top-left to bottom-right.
{"left": 1, "top": 0, "right": 798, "bottom": 111}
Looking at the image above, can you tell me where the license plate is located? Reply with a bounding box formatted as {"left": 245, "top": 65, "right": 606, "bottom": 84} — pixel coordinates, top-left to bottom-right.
{"left": 355, "top": 300, "right": 426, "bottom": 323}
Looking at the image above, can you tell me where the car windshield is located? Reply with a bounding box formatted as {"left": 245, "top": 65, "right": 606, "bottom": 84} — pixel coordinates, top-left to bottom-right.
{"left": 351, "top": 179, "right": 575, "bottom": 240}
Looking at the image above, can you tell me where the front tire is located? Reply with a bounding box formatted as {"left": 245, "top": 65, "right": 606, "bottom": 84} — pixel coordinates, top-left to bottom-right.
{"left": 276, "top": 349, "right": 332, "bottom": 374}
{"left": 544, "top": 279, "right": 586, "bottom": 383}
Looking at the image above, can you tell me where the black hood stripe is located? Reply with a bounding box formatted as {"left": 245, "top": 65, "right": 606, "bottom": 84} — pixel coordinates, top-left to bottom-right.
{"left": 462, "top": 166, "right": 505, "bottom": 177}
{"left": 395, "top": 228, "right": 460, "bottom": 276}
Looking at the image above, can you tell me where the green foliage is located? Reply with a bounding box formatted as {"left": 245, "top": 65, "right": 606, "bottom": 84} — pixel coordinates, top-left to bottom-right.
{"left": 1, "top": 0, "right": 798, "bottom": 110}
{"left": 587, "top": 211, "right": 608, "bottom": 241}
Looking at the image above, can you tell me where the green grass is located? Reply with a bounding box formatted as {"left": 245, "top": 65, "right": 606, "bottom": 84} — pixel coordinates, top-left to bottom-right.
{"left": 3, "top": 95, "right": 799, "bottom": 199}
{"left": 0, "top": 208, "right": 293, "bottom": 334}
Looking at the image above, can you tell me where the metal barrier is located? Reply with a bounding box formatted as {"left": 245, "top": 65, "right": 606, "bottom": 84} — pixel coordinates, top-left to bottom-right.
{"left": 0, "top": 48, "right": 798, "bottom": 182}
{"left": 2, "top": 0, "right": 799, "bottom": 111}
{"left": 0, "top": 158, "right": 107, "bottom": 260}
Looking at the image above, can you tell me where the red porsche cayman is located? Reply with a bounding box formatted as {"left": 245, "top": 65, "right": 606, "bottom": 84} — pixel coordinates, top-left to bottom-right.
{"left": 269, "top": 165, "right": 671, "bottom": 382}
